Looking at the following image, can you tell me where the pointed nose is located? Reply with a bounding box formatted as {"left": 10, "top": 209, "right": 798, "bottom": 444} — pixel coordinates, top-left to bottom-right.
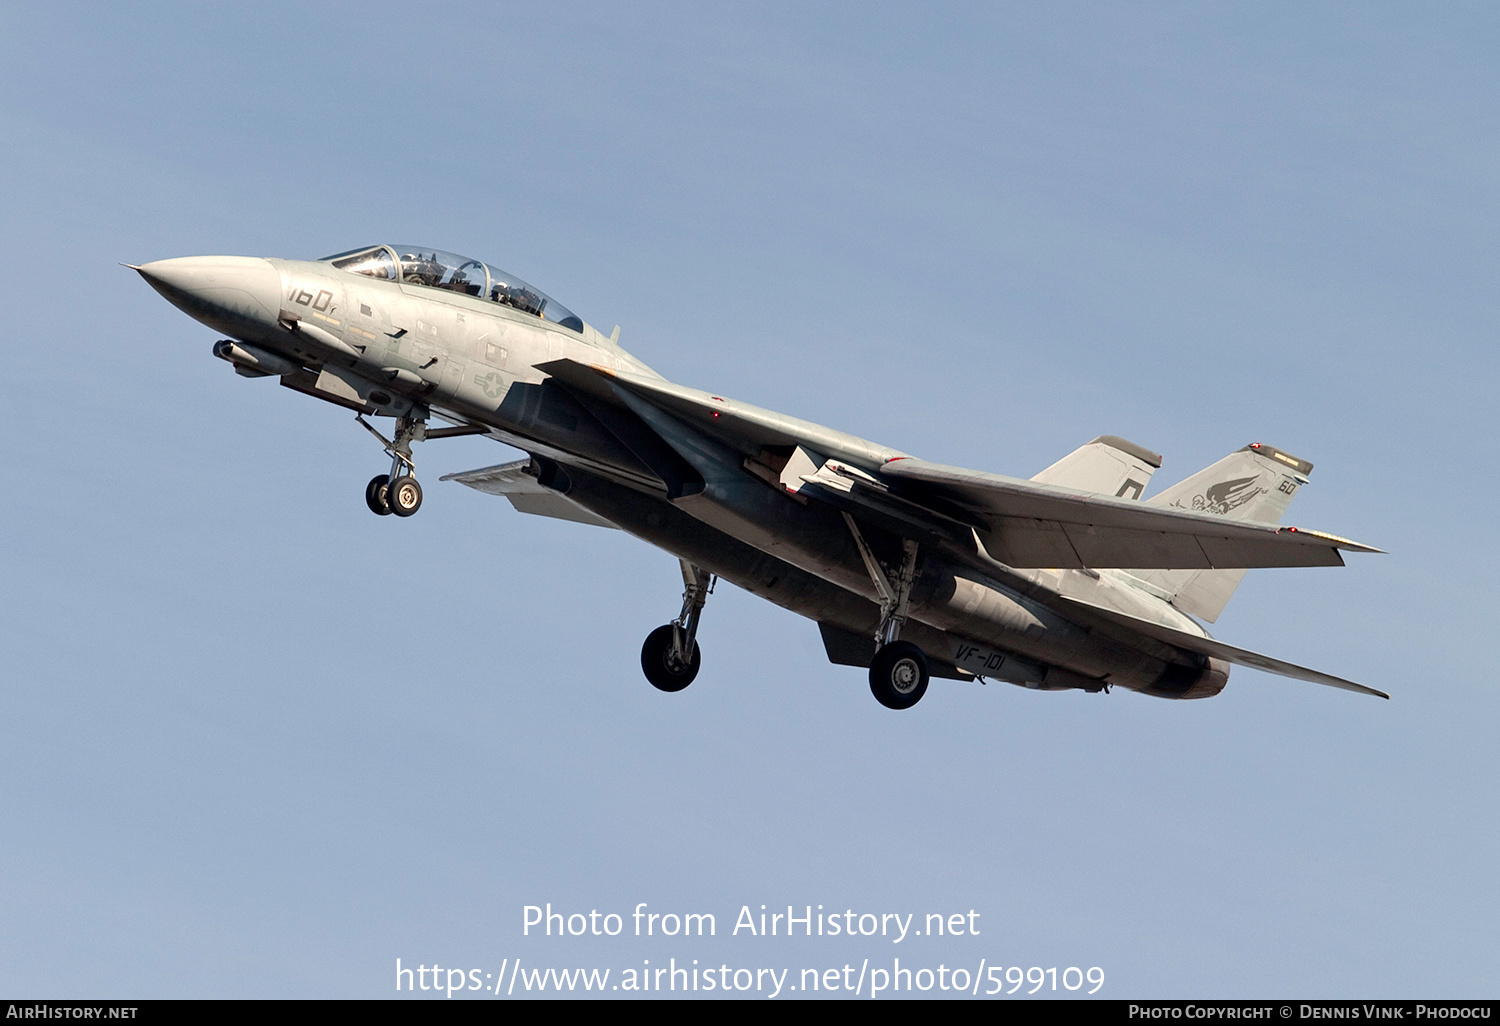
{"left": 135, "top": 256, "right": 282, "bottom": 336}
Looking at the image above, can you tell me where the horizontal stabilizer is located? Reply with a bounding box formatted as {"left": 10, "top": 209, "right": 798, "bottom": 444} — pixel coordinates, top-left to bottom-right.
{"left": 879, "top": 457, "right": 1381, "bottom": 570}
{"left": 1054, "top": 593, "right": 1388, "bottom": 699}
{"left": 1032, "top": 435, "right": 1161, "bottom": 499}
{"left": 441, "top": 460, "right": 618, "bottom": 529}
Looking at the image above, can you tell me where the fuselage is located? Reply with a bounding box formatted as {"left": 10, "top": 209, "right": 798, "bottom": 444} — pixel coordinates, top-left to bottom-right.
{"left": 137, "top": 248, "right": 1229, "bottom": 700}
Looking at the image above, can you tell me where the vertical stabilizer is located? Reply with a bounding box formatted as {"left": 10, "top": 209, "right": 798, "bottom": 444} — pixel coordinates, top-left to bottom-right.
{"left": 1124, "top": 443, "right": 1313, "bottom": 622}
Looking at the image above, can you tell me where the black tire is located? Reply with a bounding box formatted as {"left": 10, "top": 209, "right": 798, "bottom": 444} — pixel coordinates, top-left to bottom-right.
{"left": 365, "top": 474, "right": 391, "bottom": 515}
{"left": 640, "top": 624, "right": 701, "bottom": 692}
{"left": 869, "top": 641, "right": 929, "bottom": 710}
{"left": 388, "top": 475, "right": 423, "bottom": 517}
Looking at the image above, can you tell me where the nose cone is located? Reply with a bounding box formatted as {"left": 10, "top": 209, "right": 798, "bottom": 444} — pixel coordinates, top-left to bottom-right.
{"left": 135, "top": 256, "right": 282, "bottom": 339}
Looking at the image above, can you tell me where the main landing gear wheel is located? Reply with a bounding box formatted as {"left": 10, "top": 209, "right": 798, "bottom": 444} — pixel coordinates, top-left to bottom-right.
{"left": 869, "top": 641, "right": 929, "bottom": 710}
{"left": 365, "top": 475, "right": 392, "bottom": 516}
{"left": 387, "top": 475, "right": 423, "bottom": 517}
{"left": 641, "top": 624, "right": 701, "bottom": 693}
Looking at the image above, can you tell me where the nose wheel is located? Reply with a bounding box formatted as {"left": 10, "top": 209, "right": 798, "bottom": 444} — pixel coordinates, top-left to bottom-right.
{"left": 365, "top": 474, "right": 392, "bottom": 515}
{"left": 367, "top": 469, "right": 421, "bottom": 516}
{"left": 354, "top": 411, "right": 486, "bottom": 517}
{"left": 357, "top": 412, "right": 426, "bottom": 517}
{"left": 387, "top": 475, "right": 422, "bottom": 516}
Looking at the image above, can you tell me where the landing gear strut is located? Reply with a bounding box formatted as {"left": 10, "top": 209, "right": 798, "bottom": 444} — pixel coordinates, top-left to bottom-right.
{"left": 843, "top": 513, "right": 929, "bottom": 709}
{"left": 641, "top": 561, "right": 714, "bottom": 692}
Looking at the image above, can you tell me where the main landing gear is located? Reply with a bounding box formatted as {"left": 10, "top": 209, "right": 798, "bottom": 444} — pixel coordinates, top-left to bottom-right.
{"left": 641, "top": 561, "right": 714, "bottom": 693}
{"left": 843, "top": 513, "right": 929, "bottom": 710}
{"left": 869, "top": 641, "right": 929, "bottom": 710}
{"left": 357, "top": 410, "right": 483, "bottom": 517}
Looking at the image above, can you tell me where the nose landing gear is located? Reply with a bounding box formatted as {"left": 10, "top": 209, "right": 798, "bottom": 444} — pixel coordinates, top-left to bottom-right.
{"left": 355, "top": 411, "right": 488, "bottom": 516}
{"left": 358, "top": 412, "right": 427, "bottom": 517}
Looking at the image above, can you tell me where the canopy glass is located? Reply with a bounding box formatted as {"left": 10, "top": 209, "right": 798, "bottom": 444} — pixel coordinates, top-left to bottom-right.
{"left": 320, "top": 245, "right": 584, "bottom": 333}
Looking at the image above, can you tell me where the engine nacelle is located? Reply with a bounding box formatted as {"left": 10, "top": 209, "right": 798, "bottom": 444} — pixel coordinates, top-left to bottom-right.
{"left": 1136, "top": 655, "right": 1230, "bottom": 700}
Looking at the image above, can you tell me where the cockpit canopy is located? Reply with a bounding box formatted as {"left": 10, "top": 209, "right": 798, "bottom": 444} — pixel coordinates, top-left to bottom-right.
{"left": 320, "top": 245, "right": 584, "bottom": 333}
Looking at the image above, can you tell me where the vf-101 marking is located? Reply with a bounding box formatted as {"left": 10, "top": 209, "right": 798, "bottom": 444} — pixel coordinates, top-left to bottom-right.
{"left": 135, "top": 244, "right": 1387, "bottom": 708}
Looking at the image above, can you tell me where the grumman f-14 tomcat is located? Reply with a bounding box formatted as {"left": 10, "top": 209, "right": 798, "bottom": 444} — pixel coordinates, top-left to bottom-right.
{"left": 134, "top": 244, "right": 1387, "bottom": 708}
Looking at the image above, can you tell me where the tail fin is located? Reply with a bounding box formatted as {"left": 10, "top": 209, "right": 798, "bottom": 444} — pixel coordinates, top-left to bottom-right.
{"left": 1031, "top": 435, "right": 1162, "bottom": 499}
{"left": 1124, "top": 443, "right": 1313, "bottom": 622}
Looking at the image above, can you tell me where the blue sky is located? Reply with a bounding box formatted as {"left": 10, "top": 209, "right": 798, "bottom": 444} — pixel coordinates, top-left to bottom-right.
{"left": 1, "top": 2, "right": 1495, "bottom": 998}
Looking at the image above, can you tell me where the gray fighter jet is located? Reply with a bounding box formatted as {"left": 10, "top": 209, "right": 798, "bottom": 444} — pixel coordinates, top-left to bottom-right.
{"left": 135, "top": 245, "right": 1387, "bottom": 708}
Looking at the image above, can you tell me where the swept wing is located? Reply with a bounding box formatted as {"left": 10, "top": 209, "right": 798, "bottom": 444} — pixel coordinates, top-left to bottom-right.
{"left": 538, "top": 359, "right": 1380, "bottom": 572}
{"left": 1051, "top": 591, "right": 1388, "bottom": 699}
